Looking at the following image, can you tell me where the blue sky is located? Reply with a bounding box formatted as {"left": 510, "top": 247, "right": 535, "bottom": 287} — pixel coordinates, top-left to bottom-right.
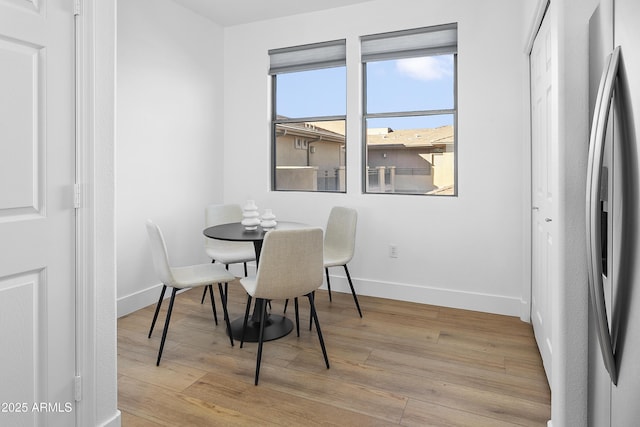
{"left": 276, "top": 54, "right": 454, "bottom": 130}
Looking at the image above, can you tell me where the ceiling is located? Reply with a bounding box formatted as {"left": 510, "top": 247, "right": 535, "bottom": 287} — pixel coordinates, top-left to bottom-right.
{"left": 172, "top": 0, "right": 375, "bottom": 27}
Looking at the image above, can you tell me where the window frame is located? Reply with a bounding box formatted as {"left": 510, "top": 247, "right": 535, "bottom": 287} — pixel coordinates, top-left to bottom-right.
{"left": 269, "top": 40, "right": 347, "bottom": 193}
{"left": 361, "top": 25, "right": 458, "bottom": 196}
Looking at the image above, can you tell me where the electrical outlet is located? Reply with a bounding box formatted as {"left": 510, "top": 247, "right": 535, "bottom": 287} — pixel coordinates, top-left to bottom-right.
{"left": 389, "top": 244, "right": 398, "bottom": 258}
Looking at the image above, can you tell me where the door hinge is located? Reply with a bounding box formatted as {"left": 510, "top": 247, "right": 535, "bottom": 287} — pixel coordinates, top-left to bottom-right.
{"left": 74, "top": 0, "right": 81, "bottom": 16}
{"left": 74, "top": 183, "right": 81, "bottom": 209}
{"left": 74, "top": 375, "right": 82, "bottom": 402}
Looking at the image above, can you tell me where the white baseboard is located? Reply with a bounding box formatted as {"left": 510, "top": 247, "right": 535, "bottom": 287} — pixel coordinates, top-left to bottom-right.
{"left": 119, "top": 282, "right": 195, "bottom": 317}
{"left": 520, "top": 298, "right": 531, "bottom": 322}
{"left": 117, "top": 283, "right": 198, "bottom": 317}
{"left": 118, "top": 273, "right": 523, "bottom": 319}
{"left": 100, "top": 410, "right": 121, "bottom": 427}
{"left": 321, "top": 274, "right": 523, "bottom": 317}
{"left": 117, "top": 283, "right": 163, "bottom": 317}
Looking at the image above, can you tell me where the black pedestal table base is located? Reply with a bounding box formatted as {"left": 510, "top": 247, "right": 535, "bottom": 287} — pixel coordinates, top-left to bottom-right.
{"left": 230, "top": 314, "right": 293, "bottom": 342}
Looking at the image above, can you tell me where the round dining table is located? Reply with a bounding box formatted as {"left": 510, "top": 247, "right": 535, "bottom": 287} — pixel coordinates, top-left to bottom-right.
{"left": 203, "top": 221, "right": 308, "bottom": 342}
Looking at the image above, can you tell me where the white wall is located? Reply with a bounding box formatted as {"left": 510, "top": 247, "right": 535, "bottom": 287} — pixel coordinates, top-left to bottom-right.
{"left": 116, "top": 0, "right": 225, "bottom": 315}
{"left": 81, "top": 0, "right": 120, "bottom": 424}
{"left": 552, "top": 0, "right": 600, "bottom": 424}
{"left": 222, "top": 0, "right": 530, "bottom": 316}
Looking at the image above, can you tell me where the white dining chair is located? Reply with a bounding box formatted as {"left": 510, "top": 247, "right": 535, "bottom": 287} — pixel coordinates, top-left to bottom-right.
{"left": 282, "top": 206, "right": 362, "bottom": 322}
{"left": 324, "top": 206, "right": 362, "bottom": 317}
{"left": 146, "top": 220, "right": 236, "bottom": 366}
{"left": 239, "top": 227, "right": 329, "bottom": 385}
{"left": 201, "top": 204, "right": 256, "bottom": 304}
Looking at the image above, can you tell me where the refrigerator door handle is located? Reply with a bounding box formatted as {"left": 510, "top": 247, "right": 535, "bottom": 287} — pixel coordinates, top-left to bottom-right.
{"left": 586, "top": 45, "right": 620, "bottom": 385}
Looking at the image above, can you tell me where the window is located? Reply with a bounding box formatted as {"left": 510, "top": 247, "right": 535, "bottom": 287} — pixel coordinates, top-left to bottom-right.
{"left": 269, "top": 40, "right": 347, "bottom": 192}
{"left": 362, "top": 24, "right": 457, "bottom": 195}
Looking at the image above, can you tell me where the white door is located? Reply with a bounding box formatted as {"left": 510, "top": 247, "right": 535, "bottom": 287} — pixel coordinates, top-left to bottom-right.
{"left": 0, "top": 0, "right": 76, "bottom": 425}
{"left": 530, "top": 11, "right": 555, "bottom": 386}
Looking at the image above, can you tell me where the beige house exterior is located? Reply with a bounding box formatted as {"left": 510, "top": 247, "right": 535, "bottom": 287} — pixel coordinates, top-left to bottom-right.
{"left": 275, "top": 119, "right": 346, "bottom": 191}
{"left": 274, "top": 119, "right": 454, "bottom": 194}
{"left": 366, "top": 125, "right": 455, "bottom": 194}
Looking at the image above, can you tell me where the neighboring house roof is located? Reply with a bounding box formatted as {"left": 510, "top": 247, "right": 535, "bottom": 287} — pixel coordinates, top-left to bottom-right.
{"left": 275, "top": 117, "right": 345, "bottom": 143}
{"left": 306, "top": 120, "right": 345, "bottom": 136}
{"left": 275, "top": 117, "right": 454, "bottom": 149}
{"left": 367, "top": 125, "right": 454, "bottom": 149}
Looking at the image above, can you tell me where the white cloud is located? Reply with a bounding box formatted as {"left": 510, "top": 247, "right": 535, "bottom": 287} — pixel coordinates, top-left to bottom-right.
{"left": 396, "top": 57, "right": 452, "bottom": 81}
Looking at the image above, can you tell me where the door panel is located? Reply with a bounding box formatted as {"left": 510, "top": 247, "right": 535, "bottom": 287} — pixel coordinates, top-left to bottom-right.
{"left": 0, "top": 0, "right": 76, "bottom": 425}
{"left": 530, "top": 10, "right": 554, "bottom": 386}
{"left": 0, "top": 38, "right": 43, "bottom": 215}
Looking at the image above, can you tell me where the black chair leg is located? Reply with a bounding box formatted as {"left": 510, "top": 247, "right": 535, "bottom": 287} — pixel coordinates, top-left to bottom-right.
{"left": 200, "top": 286, "right": 208, "bottom": 304}
{"left": 207, "top": 285, "right": 218, "bottom": 325}
{"left": 156, "top": 287, "right": 178, "bottom": 366}
{"left": 294, "top": 297, "right": 300, "bottom": 337}
{"left": 201, "top": 259, "right": 218, "bottom": 304}
{"left": 243, "top": 262, "right": 248, "bottom": 277}
{"left": 224, "top": 265, "right": 230, "bottom": 300}
{"left": 283, "top": 299, "right": 289, "bottom": 313}
{"left": 325, "top": 268, "right": 332, "bottom": 302}
{"left": 344, "top": 265, "right": 362, "bottom": 318}
{"left": 309, "top": 290, "right": 315, "bottom": 331}
{"left": 240, "top": 295, "right": 252, "bottom": 348}
{"left": 149, "top": 284, "right": 167, "bottom": 338}
{"left": 218, "top": 282, "right": 234, "bottom": 347}
{"left": 308, "top": 292, "right": 330, "bottom": 369}
{"left": 255, "top": 299, "right": 268, "bottom": 385}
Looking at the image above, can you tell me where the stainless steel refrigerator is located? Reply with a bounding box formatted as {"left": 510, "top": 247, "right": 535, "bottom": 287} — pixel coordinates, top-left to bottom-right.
{"left": 587, "top": 0, "right": 640, "bottom": 425}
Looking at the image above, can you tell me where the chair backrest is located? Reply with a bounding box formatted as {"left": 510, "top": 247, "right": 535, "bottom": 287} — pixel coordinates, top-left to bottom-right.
{"left": 205, "top": 204, "right": 244, "bottom": 250}
{"left": 205, "top": 204, "right": 243, "bottom": 227}
{"left": 145, "top": 220, "right": 175, "bottom": 286}
{"left": 252, "top": 228, "right": 324, "bottom": 300}
{"left": 324, "top": 206, "right": 358, "bottom": 262}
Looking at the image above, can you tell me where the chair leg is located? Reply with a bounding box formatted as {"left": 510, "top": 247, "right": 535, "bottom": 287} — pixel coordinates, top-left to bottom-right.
{"left": 201, "top": 259, "right": 217, "bottom": 304}
{"left": 283, "top": 299, "right": 289, "bottom": 313}
{"left": 240, "top": 295, "right": 252, "bottom": 348}
{"left": 294, "top": 297, "right": 300, "bottom": 337}
{"left": 243, "top": 262, "right": 248, "bottom": 277}
{"left": 255, "top": 299, "right": 268, "bottom": 385}
{"left": 207, "top": 285, "right": 218, "bottom": 325}
{"left": 309, "top": 290, "right": 315, "bottom": 331}
{"left": 344, "top": 265, "right": 362, "bottom": 318}
{"left": 218, "top": 282, "right": 234, "bottom": 347}
{"left": 308, "top": 292, "right": 330, "bottom": 369}
{"left": 200, "top": 286, "right": 208, "bottom": 304}
{"left": 156, "top": 287, "right": 178, "bottom": 366}
{"left": 148, "top": 284, "right": 167, "bottom": 338}
{"left": 325, "top": 268, "right": 332, "bottom": 302}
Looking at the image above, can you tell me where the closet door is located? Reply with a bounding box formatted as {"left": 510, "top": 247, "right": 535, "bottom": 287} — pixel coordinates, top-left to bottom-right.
{"left": 530, "top": 9, "right": 556, "bottom": 386}
{"left": 0, "top": 1, "right": 77, "bottom": 425}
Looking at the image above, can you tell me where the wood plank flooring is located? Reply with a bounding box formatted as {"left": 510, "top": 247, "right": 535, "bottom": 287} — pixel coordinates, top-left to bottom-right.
{"left": 118, "top": 281, "right": 550, "bottom": 426}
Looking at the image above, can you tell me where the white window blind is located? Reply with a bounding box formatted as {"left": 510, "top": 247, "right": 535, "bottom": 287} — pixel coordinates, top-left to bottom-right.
{"left": 269, "top": 39, "right": 346, "bottom": 75}
{"left": 361, "top": 23, "right": 457, "bottom": 62}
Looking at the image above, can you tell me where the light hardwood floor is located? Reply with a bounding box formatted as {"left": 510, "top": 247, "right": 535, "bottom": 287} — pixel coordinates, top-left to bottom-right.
{"left": 118, "top": 281, "right": 551, "bottom": 426}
